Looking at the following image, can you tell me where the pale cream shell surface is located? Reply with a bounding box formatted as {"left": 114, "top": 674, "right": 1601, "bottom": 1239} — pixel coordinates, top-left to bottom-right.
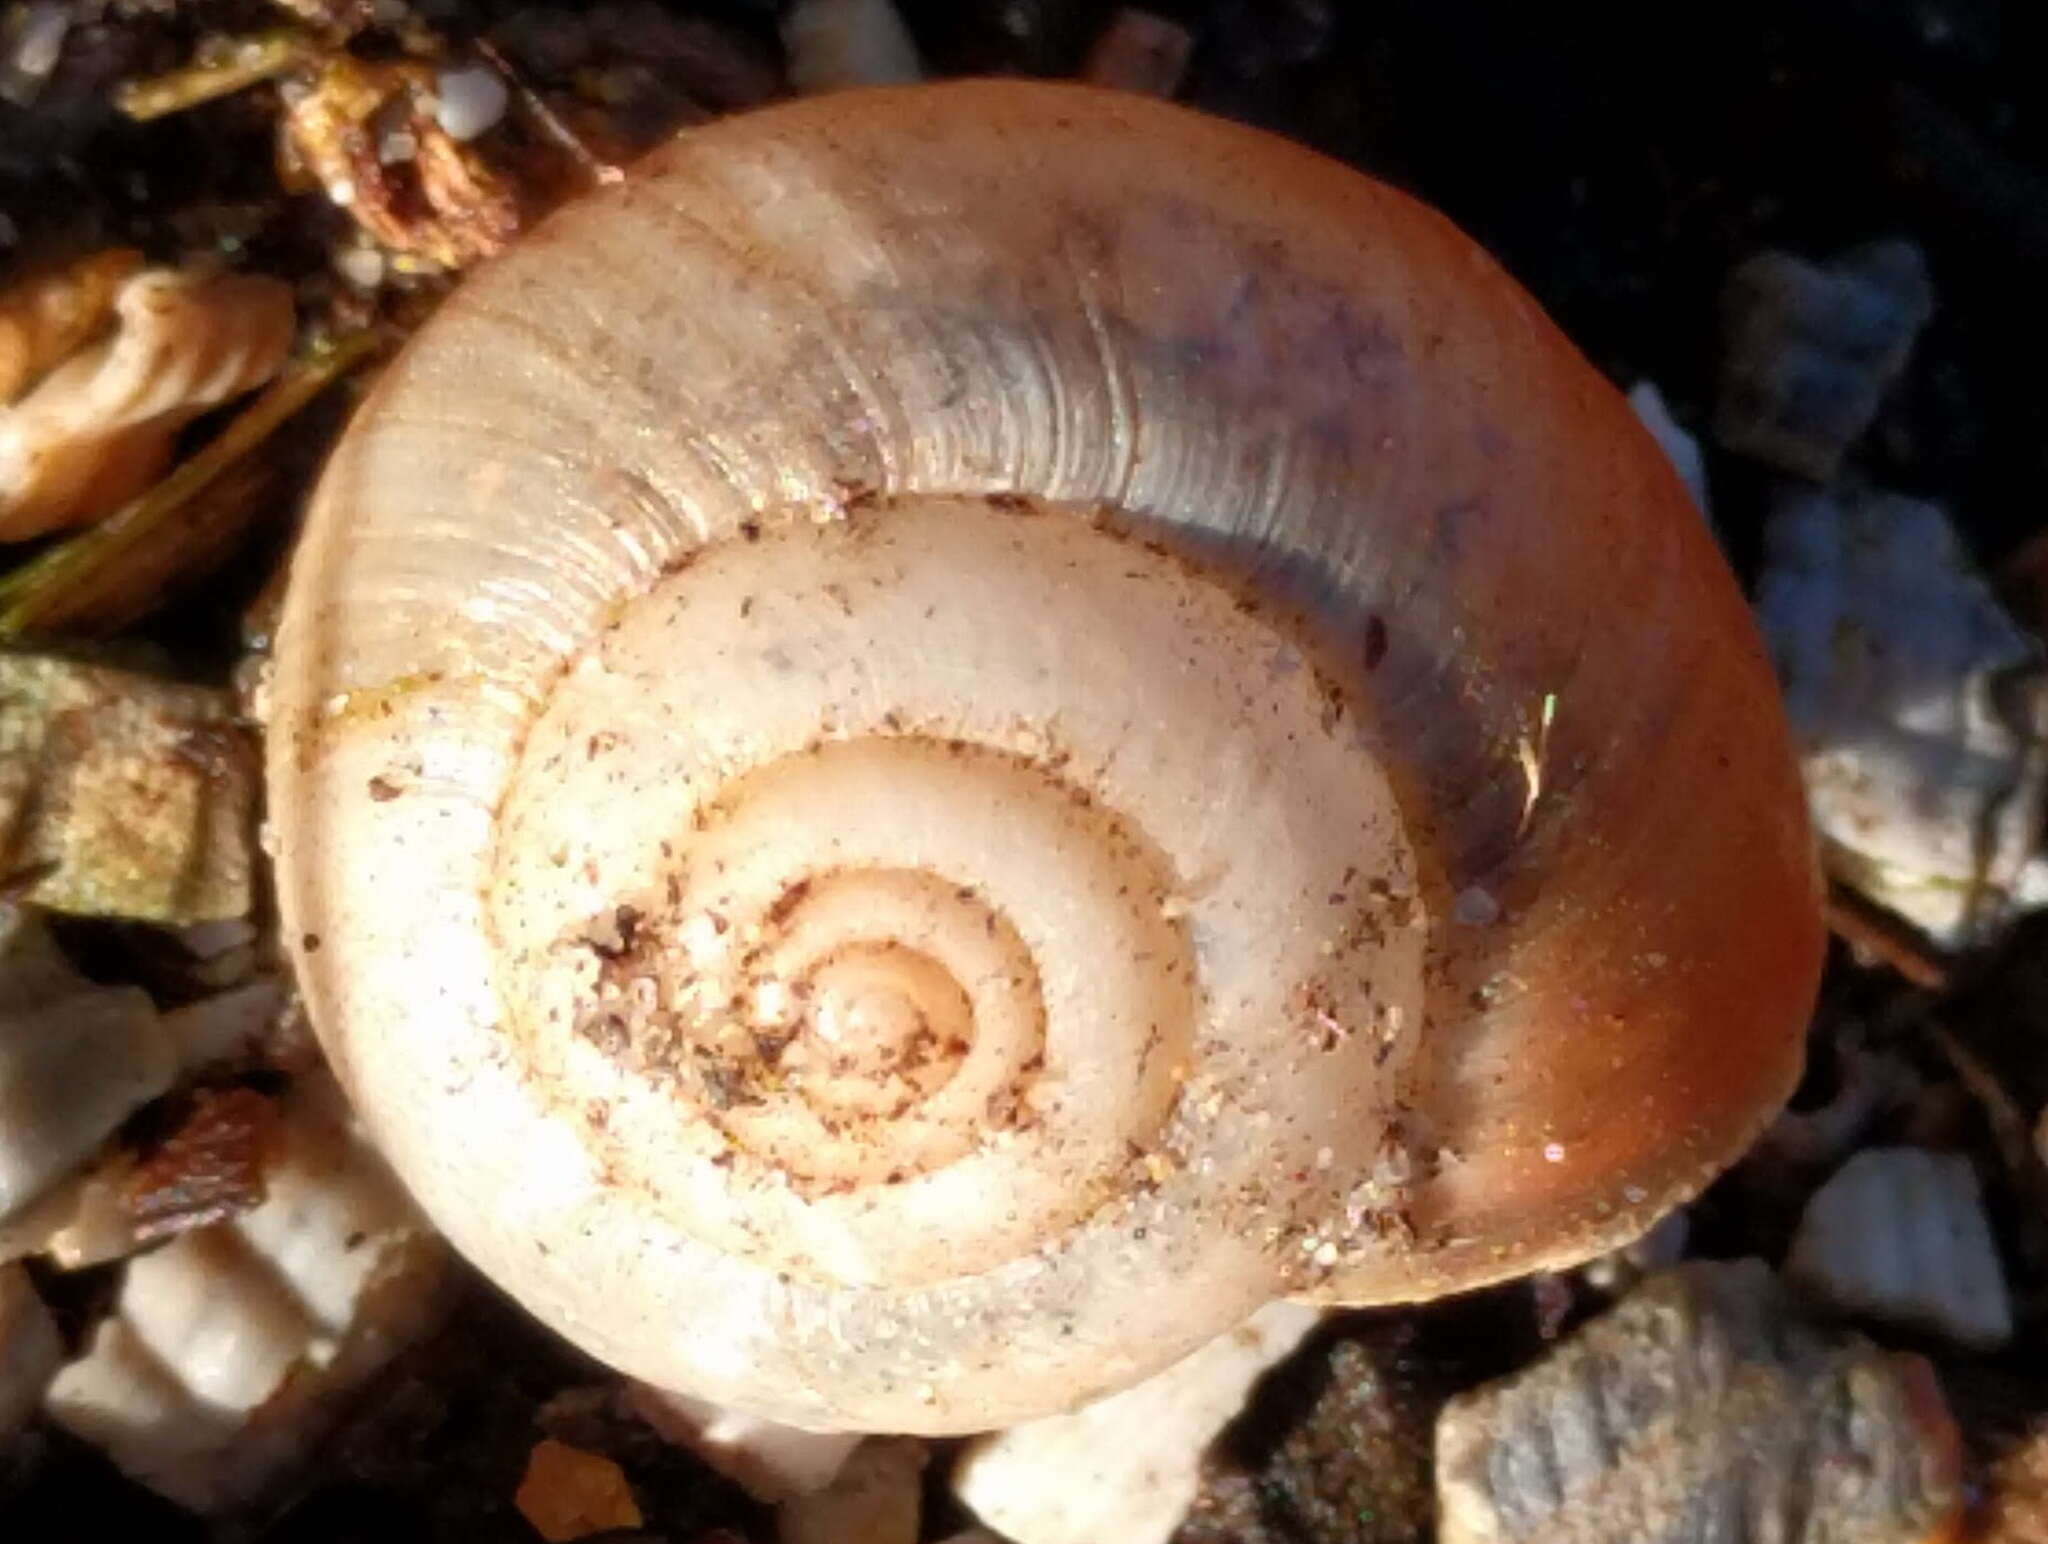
{"left": 269, "top": 82, "right": 1823, "bottom": 1433}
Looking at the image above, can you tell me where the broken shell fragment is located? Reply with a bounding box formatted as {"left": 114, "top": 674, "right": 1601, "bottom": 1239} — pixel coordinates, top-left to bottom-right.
{"left": 1434, "top": 1260, "right": 1964, "bottom": 1544}
{"left": 1756, "top": 480, "right": 2048, "bottom": 946}
{"left": 0, "top": 653, "right": 257, "bottom": 925}
{"left": 162, "top": 975, "right": 291, "bottom": 1073}
{"left": 1787, "top": 1146, "right": 2013, "bottom": 1350}
{"left": 0, "top": 248, "right": 142, "bottom": 405}
{"left": 43, "top": 1074, "right": 450, "bottom": 1512}
{"left": 1715, "top": 239, "right": 1934, "bottom": 482}
{"left": 955, "top": 1301, "right": 1322, "bottom": 1544}
{"left": 0, "top": 265, "right": 293, "bottom": 540}
{"left": 0, "top": 904, "right": 173, "bottom": 1223}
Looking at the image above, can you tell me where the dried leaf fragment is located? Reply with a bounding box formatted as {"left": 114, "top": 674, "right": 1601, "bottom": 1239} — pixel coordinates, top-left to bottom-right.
{"left": 516, "top": 1437, "right": 645, "bottom": 1542}
{"left": 0, "top": 266, "right": 294, "bottom": 540}
{"left": 280, "top": 55, "right": 522, "bottom": 270}
{"left": 122, "top": 1085, "right": 282, "bottom": 1243}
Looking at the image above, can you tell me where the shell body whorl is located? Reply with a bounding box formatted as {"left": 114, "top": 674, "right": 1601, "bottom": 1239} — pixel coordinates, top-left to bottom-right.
{"left": 269, "top": 81, "right": 1823, "bottom": 1432}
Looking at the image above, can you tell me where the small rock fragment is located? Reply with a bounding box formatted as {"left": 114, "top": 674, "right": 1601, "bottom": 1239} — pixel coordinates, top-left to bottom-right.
{"left": 516, "top": 1436, "right": 645, "bottom": 1542}
{"left": 1625, "top": 381, "right": 1710, "bottom": 521}
{"left": 1176, "top": 1324, "right": 1442, "bottom": 1544}
{"left": 0, "top": 903, "right": 173, "bottom": 1222}
{"left": 956, "top": 1300, "right": 1322, "bottom": 1544}
{"left": 0, "top": 265, "right": 295, "bottom": 539}
{"left": 625, "top": 1381, "right": 862, "bottom": 1502}
{"left": 1435, "top": 1260, "right": 1963, "bottom": 1544}
{"left": 1756, "top": 481, "right": 2048, "bottom": 946}
{"left": 0, "top": 654, "right": 257, "bottom": 925}
{"left": 781, "top": 0, "right": 923, "bottom": 94}
{"left": 777, "top": 1436, "right": 925, "bottom": 1544}
{"left": 1716, "top": 239, "right": 1934, "bottom": 481}
{"left": 0, "top": 1262, "right": 59, "bottom": 1440}
{"left": 1788, "top": 1146, "right": 2012, "bottom": 1349}
{"left": 1081, "top": 10, "right": 1196, "bottom": 98}
{"left": 44, "top": 1073, "right": 452, "bottom": 1512}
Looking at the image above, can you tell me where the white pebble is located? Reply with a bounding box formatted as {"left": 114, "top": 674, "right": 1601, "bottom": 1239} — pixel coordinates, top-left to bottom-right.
{"left": 782, "top": 0, "right": 923, "bottom": 94}
{"left": 1756, "top": 481, "right": 2048, "bottom": 946}
{"left": 334, "top": 243, "right": 387, "bottom": 292}
{"left": 8, "top": 2, "right": 69, "bottom": 82}
{"left": 955, "top": 1300, "right": 1320, "bottom": 1544}
{"left": 1451, "top": 886, "right": 1500, "bottom": 926}
{"left": 1715, "top": 239, "right": 1933, "bottom": 481}
{"left": 0, "top": 906, "right": 174, "bottom": 1223}
{"left": 1787, "top": 1145, "right": 2012, "bottom": 1349}
{"left": 44, "top": 1074, "right": 450, "bottom": 1512}
{"left": 433, "top": 63, "right": 509, "bottom": 142}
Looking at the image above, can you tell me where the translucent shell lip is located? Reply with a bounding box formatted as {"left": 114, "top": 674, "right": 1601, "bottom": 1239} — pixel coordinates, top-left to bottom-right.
{"left": 267, "top": 80, "right": 1823, "bottom": 1433}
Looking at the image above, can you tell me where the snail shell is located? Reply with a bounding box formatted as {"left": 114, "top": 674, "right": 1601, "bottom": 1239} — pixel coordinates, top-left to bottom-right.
{"left": 269, "top": 82, "right": 1822, "bottom": 1433}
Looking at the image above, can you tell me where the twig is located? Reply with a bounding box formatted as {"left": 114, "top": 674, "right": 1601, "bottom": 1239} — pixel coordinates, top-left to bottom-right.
{"left": 115, "top": 29, "right": 317, "bottom": 121}
{"left": 474, "top": 37, "right": 624, "bottom": 188}
{"left": 1823, "top": 882, "right": 1951, "bottom": 991}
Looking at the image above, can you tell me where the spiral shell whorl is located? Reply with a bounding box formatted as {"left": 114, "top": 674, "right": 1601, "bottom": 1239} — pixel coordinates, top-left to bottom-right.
{"left": 490, "top": 495, "right": 1426, "bottom": 1296}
